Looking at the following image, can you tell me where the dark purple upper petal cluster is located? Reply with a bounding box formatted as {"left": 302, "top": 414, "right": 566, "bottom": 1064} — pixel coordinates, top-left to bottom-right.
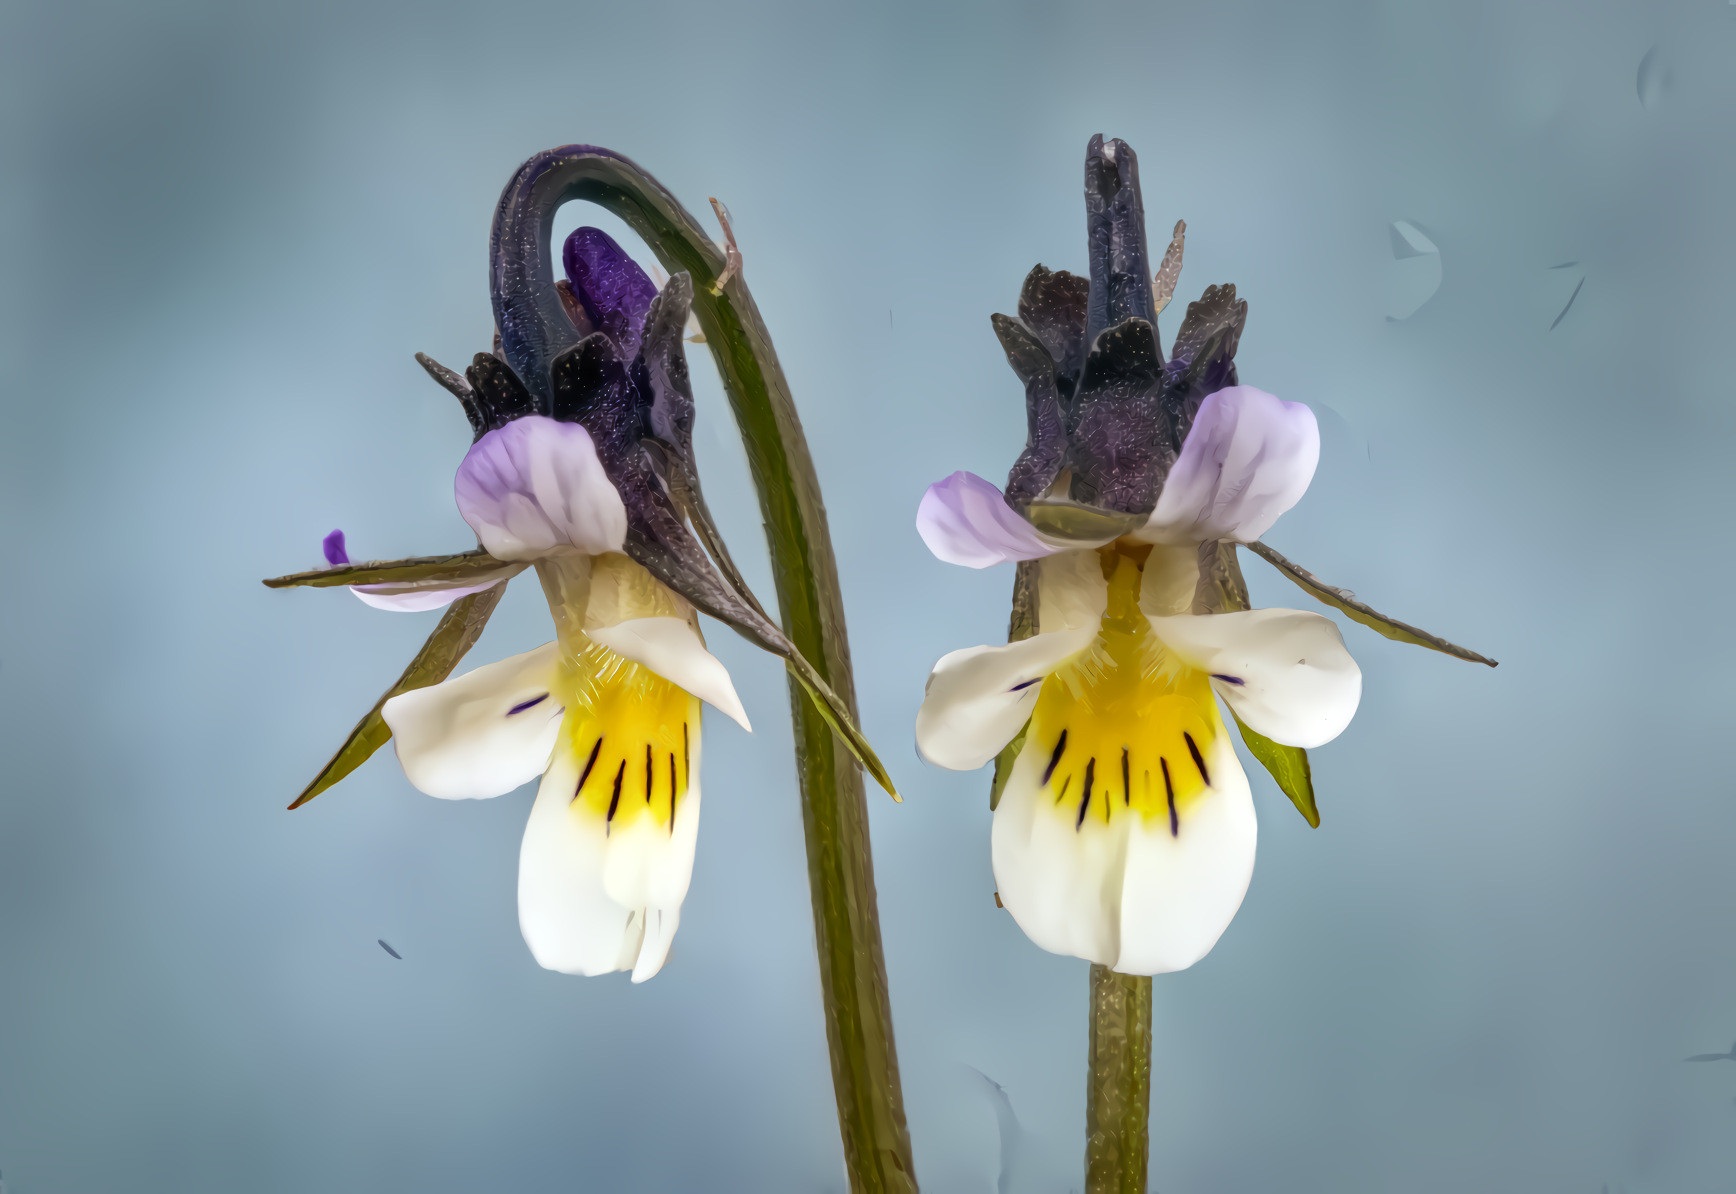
{"left": 995, "top": 135, "right": 1248, "bottom": 519}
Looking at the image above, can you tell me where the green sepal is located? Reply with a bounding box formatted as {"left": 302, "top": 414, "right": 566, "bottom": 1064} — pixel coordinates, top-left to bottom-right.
{"left": 1247, "top": 540, "right": 1497, "bottom": 668}
{"left": 287, "top": 585, "right": 504, "bottom": 809}
{"left": 1230, "top": 710, "right": 1319, "bottom": 827}
{"left": 989, "top": 722, "right": 1029, "bottom": 812}
{"left": 262, "top": 549, "right": 506, "bottom": 590}
{"left": 990, "top": 560, "right": 1040, "bottom": 811}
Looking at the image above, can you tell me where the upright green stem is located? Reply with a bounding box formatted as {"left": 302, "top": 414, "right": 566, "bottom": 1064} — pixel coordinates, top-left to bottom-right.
{"left": 1085, "top": 965, "right": 1153, "bottom": 1194}
{"left": 533, "top": 148, "right": 915, "bottom": 1192}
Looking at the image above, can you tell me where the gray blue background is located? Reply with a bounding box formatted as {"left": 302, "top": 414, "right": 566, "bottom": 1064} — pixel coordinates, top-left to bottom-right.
{"left": 4, "top": 0, "right": 1735, "bottom": 1190}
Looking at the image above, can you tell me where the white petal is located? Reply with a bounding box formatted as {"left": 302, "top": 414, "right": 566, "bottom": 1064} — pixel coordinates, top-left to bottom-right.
{"left": 1148, "top": 608, "right": 1362, "bottom": 748}
{"left": 455, "top": 416, "right": 628, "bottom": 561}
{"left": 989, "top": 746, "right": 1128, "bottom": 966}
{"left": 1137, "top": 544, "right": 1200, "bottom": 618}
{"left": 1141, "top": 386, "right": 1320, "bottom": 545}
{"left": 516, "top": 728, "right": 701, "bottom": 981}
{"left": 586, "top": 616, "right": 751, "bottom": 732}
{"left": 380, "top": 643, "right": 563, "bottom": 799}
{"left": 916, "top": 471, "right": 1063, "bottom": 568}
{"left": 990, "top": 730, "right": 1256, "bottom": 975}
{"left": 1115, "top": 733, "right": 1257, "bottom": 974}
{"left": 1034, "top": 550, "right": 1108, "bottom": 633}
{"left": 914, "top": 629, "right": 1097, "bottom": 771}
{"left": 350, "top": 564, "right": 524, "bottom": 612}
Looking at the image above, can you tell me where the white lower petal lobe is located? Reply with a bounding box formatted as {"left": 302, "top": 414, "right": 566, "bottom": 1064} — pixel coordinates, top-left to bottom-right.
{"left": 993, "top": 727, "right": 1254, "bottom": 974}
{"left": 1115, "top": 732, "right": 1255, "bottom": 974}
{"left": 915, "top": 628, "right": 1097, "bottom": 771}
{"left": 516, "top": 623, "right": 705, "bottom": 981}
{"left": 989, "top": 550, "right": 1258, "bottom": 974}
{"left": 381, "top": 643, "right": 564, "bottom": 800}
{"left": 588, "top": 617, "right": 751, "bottom": 732}
{"left": 517, "top": 730, "right": 701, "bottom": 982}
{"left": 1149, "top": 608, "right": 1361, "bottom": 748}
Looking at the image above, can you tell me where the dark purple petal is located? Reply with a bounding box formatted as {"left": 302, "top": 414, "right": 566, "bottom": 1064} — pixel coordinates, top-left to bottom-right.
{"left": 1067, "top": 317, "right": 1170, "bottom": 514}
{"left": 563, "top": 227, "right": 657, "bottom": 357}
{"left": 1017, "top": 265, "right": 1089, "bottom": 387}
{"left": 322, "top": 529, "right": 349, "bottom": 566}
{"left": 1082, "top": 135, "right": 1158, "bottom": 352}
{"left": 1161, "top": 283, "right": 1247, "bottom": 441}
{"left": 464, "top": 353, "right": 539, "bottom": 431}
{"left": 635, "top": 272, "right": 697, "bottom": 465}
{"left": 990, "top": 314, "right": 1068, "bottom": 506}
{"left": 549, "top": 331, "right": 638, "bottom": 449}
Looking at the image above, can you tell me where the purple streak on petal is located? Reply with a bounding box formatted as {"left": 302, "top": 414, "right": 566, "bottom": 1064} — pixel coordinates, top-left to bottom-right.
{"left": 1211, "top": 674, "right": 1245, "bottom": 686}
{"left": 1009, "top": 678, "right": 1040, "bottom": 692}
{"left": 916, "top": 471, "right": 1061, "bottom": 568}
{"left": 322, "top": 529, "right": 349, "bottom": 566}
{"left": 1143, "top": 386, "right": 1319, "bottom": 545}
{"left": 506, "top": 693, "right": 550, "bottom": 716}
{"left": 563, "top": 227, "right": 658, "bottom": 357}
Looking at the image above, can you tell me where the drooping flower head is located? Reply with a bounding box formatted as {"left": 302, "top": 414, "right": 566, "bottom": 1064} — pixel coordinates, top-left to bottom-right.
{"left": 310, "top": 148, "right": 880, "bottom": 981}
{"left": 915, "top": 136, "right": 1361, "bottom": 975}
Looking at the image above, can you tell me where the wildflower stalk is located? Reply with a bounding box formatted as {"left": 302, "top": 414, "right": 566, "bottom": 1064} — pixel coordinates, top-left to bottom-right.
{"left": 526, "top": 147, "right": 916, "bottom": 1192}
{"left": 1085, "top": 965, "right": 1153, "bottom": 1194}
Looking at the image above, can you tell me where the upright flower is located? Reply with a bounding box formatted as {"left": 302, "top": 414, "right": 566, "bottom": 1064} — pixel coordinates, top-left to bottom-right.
{"left": 913, "top": 136, "right": 1362, "bottom": 975}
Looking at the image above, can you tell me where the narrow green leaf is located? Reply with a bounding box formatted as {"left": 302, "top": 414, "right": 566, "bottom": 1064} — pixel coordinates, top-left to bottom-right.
{"left": 287, "top": 586, "right": 504, "bottom": 809}
{"left": 1230, "top": 711, "right": 1319, "bottom": 827}
{"left": 784, "top": 652, "right": 901, "bottom": 801}
{"left": 1247, "top": 540, "right": 1498, "bottom": 667}
{"left": 262, "top": 549, "right": 507, "bottom": 590}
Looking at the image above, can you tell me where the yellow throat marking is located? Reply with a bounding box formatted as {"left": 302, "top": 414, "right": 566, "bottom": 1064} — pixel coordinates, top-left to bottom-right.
{"left": 554, "top": 638, "right": 698, "bottom": 835}
{"left": 1027, "top": 547, "right": 1223, "bottom": 834}
{"left": 539, "top": 554, "right": 702, "bottom": 836}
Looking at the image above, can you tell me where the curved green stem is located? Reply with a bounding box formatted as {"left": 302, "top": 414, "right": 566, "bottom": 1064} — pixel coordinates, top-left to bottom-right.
{"left": 539, "top": 147, "right": 916, "bottom": 1192}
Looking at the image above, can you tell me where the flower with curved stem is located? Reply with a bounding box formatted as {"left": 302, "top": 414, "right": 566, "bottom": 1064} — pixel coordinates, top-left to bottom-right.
{"left": 269, "top": 217, "right": 895, "bottom": 981}
{"left": 913, "top": 135, "right": 1365, "bottom": 976}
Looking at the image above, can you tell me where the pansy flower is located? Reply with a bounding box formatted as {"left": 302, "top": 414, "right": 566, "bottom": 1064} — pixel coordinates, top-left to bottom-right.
{"left": 913, "top": 136, "right": 1363, "bottom": 975}
{"left": 270, "top": 154, "right": 889, "bottom": 981}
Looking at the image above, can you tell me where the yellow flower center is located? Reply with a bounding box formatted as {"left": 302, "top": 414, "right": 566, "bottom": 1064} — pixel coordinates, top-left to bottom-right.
{"left": 1027, "top": 545, "right": 1223, "bottom": 832}
{"left": 553, "top": 641, "right": 697, "bottom": 834}
{"left": 539, "top": 552, "right": 700, "bottom": 835}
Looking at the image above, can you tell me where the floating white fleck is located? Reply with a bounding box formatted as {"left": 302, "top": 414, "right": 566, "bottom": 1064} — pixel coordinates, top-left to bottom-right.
{"left": 1386, "top": 220, "right": 1442, "bottom": 321}
{"left": 1637, "top": 47, "right": 1675, "bottom": 108}
{"left": 966, "top": 1065, "right": 1022, "bottom": 1194}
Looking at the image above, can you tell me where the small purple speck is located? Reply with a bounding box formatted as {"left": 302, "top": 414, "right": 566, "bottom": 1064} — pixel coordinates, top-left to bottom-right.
{"left": 1211, "top": 674, "right": 1244, "bottom": 686}
{"left": 507, "top": 693, "right": 550, "bottom": 716}
{"left": 322, "top": 529, "right": 349, "bottom": 566}
{"left": 1009, "top": 679, "right": 1039, "bottom": 692}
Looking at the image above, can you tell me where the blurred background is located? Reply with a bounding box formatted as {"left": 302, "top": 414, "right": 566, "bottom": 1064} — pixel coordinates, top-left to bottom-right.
{"left": 3, "top": 0, "right": 1735, "bottom": 1190}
